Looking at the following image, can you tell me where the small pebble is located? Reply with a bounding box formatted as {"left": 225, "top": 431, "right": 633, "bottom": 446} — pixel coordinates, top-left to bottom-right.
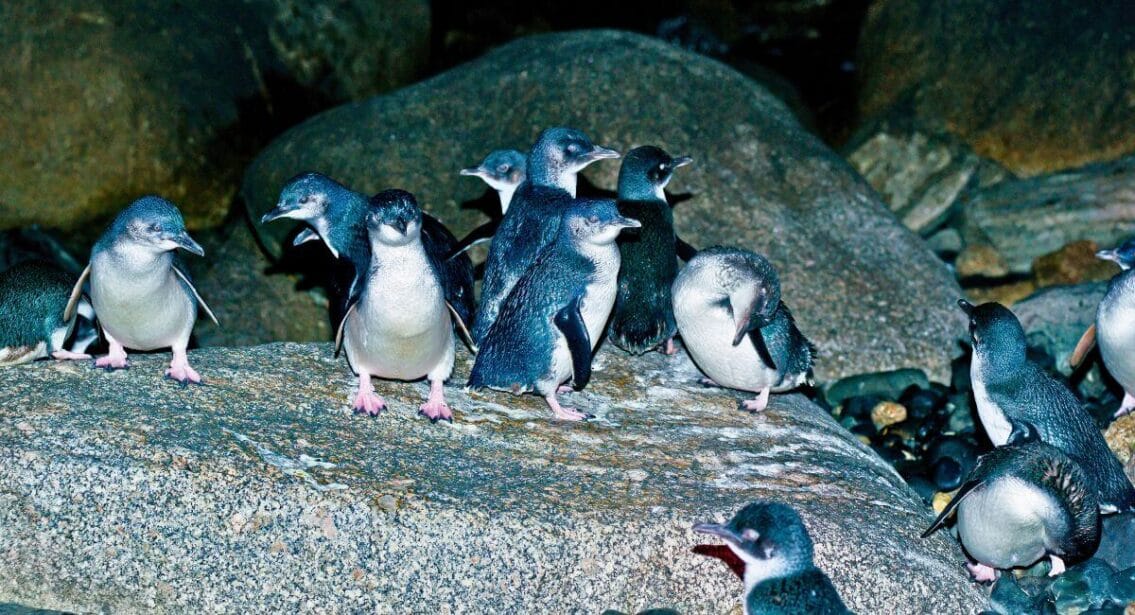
{"left": 932, "top": 491, "right": 952, "bottom": 514}
{"left": 1105, "top": 413, "right": 1135, "bottom": 464}
{"left": 872, "top": 401, "right": 907, "bottom": 429}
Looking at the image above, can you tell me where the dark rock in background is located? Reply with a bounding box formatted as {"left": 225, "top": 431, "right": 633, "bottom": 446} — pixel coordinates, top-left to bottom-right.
{"left": 856, "top": 0, "right": 1135, "bottom": 177}
{"left": 243, "top": 29, "right": 967, "bottom": 383}
{"left": 0, "top": 344, "right": 986, "bottom": 613}
{"left": 1012, "top": 282, "right": 1107, "bottom": 378}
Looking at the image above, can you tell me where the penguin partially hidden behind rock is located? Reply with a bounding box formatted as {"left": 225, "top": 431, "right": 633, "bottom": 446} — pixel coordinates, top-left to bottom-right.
{"left": 672, "top": 247, "right": 814, "bottom": 412}
{"left": 1069, "top": 237, "right": 1135, "bottom": 418}
{"left": 261, "top": 172, "right": 475, "bottom": 338}
{"left": 472, "top": 127, "right": 620, "bottom": 345}
{"left": 694, "top": 501, "right": 852, "bottom": 615}
{"left": 922, "top": 420, "right": 1101, "bottom": 582}
{"left": 68, "top": 196, "right": 218, "bottom": 383}
{"left": 960, "top": 299, "right": 1135, "bottom": 513}
{"left": 608, "top": 146, "right": 693, "bottom": 356}
{"left": 0, "top": 260, "right": 97, "bottom": 366}
{"left": 337, "top": 189, "right": 458, "bottom": 420}
{"left": 467, "top": 201, "right": 640, "bottom": 421}
{"left": 449, "top": 149, "right": 528, "bottom": 258}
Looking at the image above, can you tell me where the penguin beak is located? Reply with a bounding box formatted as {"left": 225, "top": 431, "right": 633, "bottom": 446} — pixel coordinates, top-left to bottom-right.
{"left": 459, "top": 166, "right": 486, "bottom": 178}
{"left": 956, "top": 298, "right": 975, "bottom": 316}
{"left": 1096, "top": 249, "right": 1119, "bottom": 263}
{"left": 670, "top": 155, "right": 694, "bottom": 169}
{"left": 615, "top": 215, "right": 641, "bottom": 230}
{"left": 693, "top": 523, "right": 743, "bottom": 545}
{"left": 170, "top": 231, "right": 205, "bottom": 256}
{"left": 387, "top": 219, "right": 408, "bottom": 234}
{"left": 261, "top": 200, "right": 297, "bottom": 224}
{"left": 587, "top": 145, "right": 621, "bottom": 162}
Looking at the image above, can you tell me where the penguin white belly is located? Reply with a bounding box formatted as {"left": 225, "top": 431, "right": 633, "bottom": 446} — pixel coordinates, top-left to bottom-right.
{"left": 674, "top": 293, "right": 781, "bottom": 393}
{"left": 969, "top": 352, "right": 1013, "bottom": 446}
{"left": 91, "top": 258, "right": 195, "bottom": 350}
{"left": 956, "top": 478, "right": 1055, "bottom": 569}
{"left": 544, "top": 252, "right": 620, "bottom": 392}
{"left": 1097, "top": 296, "right": 1135, "bottom": 391}
{"left": 345, "top": 261, "right": 453, "bottom": 382}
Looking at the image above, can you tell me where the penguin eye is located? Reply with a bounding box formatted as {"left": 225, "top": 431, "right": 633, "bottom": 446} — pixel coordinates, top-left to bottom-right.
{"left": 497, "top": 164, "right": 509, "bottom": 174}
{"left": 588, "top": 215, "right": 600, "bottom": 224}
{"left": 566, "top": 143, "right": 582, "bottom": 156}
{"left": 741, "top": 528, "right": 760, "bottom": 542}
{"left": 299, "top": 195, "right": 311, "bottom": 205}
{"left": 149, "top": 224, "right": 161, "bottom": 233}
{"left": 658, "top": 163, "right": 666, "bottom": 173}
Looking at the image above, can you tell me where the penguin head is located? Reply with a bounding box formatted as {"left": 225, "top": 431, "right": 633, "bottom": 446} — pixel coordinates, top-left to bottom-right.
{"left": 528, "top": 127, "right": 620, "bottom": 188}
{"left": 263, "top": 172, "right": 349, "bottom": 225}
{"left": 367, "top": 189, "right": 422, "bottom": 247}
{"left": 110, "top": 196, "right": 203, "bottom": 256}
{"left": 959, "top": 299, "right": 1027, "bottom": 377}
{"left": 617, "top": 146, "right": 693, "bottom": 201}
{"left": 694, "top": 502, "right": 815, "bottom": 586}
{"left": 1096, "top": 237, "right": 1135, "bottom": 271}
{"left": 460, "top": 149, "right": 528, "bottom": 193}
{"left": 563, "top": 200, "right": 641, "bottom": 247}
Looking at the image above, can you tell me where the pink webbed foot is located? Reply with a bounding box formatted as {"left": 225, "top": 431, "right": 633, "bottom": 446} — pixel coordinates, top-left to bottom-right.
{"left": 1048, "top": 555, "right": 1066, "bottom": 577}
{"left": 545, "top": 393, "right": 592, "bottom": 422}
{"left": 966, "top": 561, "right": 999, "bottom": 583}
{"left": 418, "top": 379, "right": 453, "bottom": 423}
{"left": 352, "top": 373, "right": 386, "bottom": 416}
{"left": 52, "top": 349, "right": 91, "bottom": 361}
{"left": 165, "top": 354, "right": 202, "bottom": 386}
{"left": 557, "top": 385, "right": 574, "bottom": 394}
{"left": 698, "top": 377, "right": 720, "bottom": 388}
{"left": 94, "top": 342, "right": 128, "bottom": 371}
{"left": 740, "top": 388, "right": 771, "bottom": 413}
{"left": 1115, "top": 392, "right": 1135, "bottom": 418}
{"left": 661, "top": 338, "right": 677, "bottom": 356}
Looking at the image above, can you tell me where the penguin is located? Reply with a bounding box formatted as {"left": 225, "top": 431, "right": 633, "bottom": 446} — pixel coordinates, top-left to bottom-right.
{"left": 472, "top": 127, "right": 620, "bottom": 345}
{"left": 960, "top": 299, "right": 1135, "bottom": 512}
{"left": 1068, "top": 238, "right": 1135, "bottom": 417}
{"left": 450, "top": 149, "right": 529, "bottom": 258}
{"left": 338, "top": 189, "right": 457, "bottom": 420}
{"left": 0, "top": 260, "right": 96, "bottom": 366}
{"left": 68, "top": 196, "right": 217, "bottom": 383}
{"left": 261, "top": 172, "right": 475, "bottom": 333}
{"left": 467, "top": 201, "right": 640, "bottom": 421}
{"left": 694, "top": 502, "right": 851, "bottom": 615}
{"left": 608, "top": 146, "right": 692, "bottom": 355}
{"left": 671, "top": 247, "right": 814, "bottom": 413}
{"left": 922, "top": 420, "right": 1101, "bottom": 582}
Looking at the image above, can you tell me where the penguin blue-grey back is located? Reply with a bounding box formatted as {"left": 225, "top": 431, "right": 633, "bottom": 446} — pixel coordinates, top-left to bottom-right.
{"left": 608, "top": 145, "right": 692, "bottom": 355}
{"left": 472, "top": 127, "right": 620, "bottom": 345}
{"left": 961, "top": 299, "right": 1135, "bottom": 512}
{"left": 0, "top": 260, "right": 93, "bottom": 366}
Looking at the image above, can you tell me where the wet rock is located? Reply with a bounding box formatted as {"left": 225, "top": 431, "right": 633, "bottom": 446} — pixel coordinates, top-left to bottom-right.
{"left": 243, "top": 30, "right": 967, "bottom": 383}
{"left": 871, "top": 401, "right": 907, "bottom": 430}
{"left": 1050, "top": 559, "right": 1120, "bottom": 614}
{"left": 964, "top": 281, "right": 1039, "bottom": 309}
{"left": 825, "top": 370, "right": 930, "bottom": 407}
{"left": 1106, "top": 414, "right": 1135, "bottom": 466}
{"left": 990, "top": 574, "right": 1040, "bottom": 615}
{"left": 857, "top": 0, "right": 1135, "bottom": 176}
{"left": 1033, "top": 241, "right": 1121, "bottom": 289}
{"left": 1013, "top": 282, "right": 1107, "bottom": 376}
{"left": 0, "top": 343, "right": 985, "bottom": 612}
{"left": 956, "top": 244, "right": 1011, "bottom": 280}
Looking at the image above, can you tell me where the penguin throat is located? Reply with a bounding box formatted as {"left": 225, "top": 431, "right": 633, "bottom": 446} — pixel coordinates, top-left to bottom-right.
{"left": 723, "top": 542, "right": 792, "bottom": 590}
{"left": 112, "top": 242, "right": 173, "bottom": 272}
{"left": 497, "top": 185, "right": 516, "bottom": 214}
{"left": 529, "top": 165, "right": 578, "bottom": 197}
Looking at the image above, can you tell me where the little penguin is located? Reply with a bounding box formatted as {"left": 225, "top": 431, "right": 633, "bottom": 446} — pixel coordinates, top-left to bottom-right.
{"left": 261, "top": 172, "right": 475, "bottom": 332}
{"left": 922, "top": 420, "right": 1101, "bottom": 582}
{"left": 960, "top": 299, "right": 1135, "bottom": 513}
{"left": 0, "top": 260, "right": 95, "bottom": 366}
{"left": 450, "top": 149, "right": 529, "bottom": 258}
{"left": 467, "top": 201, "right": 640, "bottom": 421}
{"left": 338, "top": 189, "right": 457, "bottom": 420}
{"left": 608, "top": 146, "right": 692, "bottom": 356}
{"left": 694, "top": 501, "right": 852, "bottom": 615}
{"left": 472, "top": 127, "right": 620, "bottom": 345}
{"left": 70, "top": 196, "right": 217, "bottom": 383}
{"left": 672, "top": 246, "right": 814, "bottom": 413}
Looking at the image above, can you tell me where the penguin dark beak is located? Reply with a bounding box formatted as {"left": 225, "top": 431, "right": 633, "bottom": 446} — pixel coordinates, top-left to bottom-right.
{"left": 587, "top": 145, "right": 621, "bottom": 161}
{"left": 615, "top": 216, "right": 641, "bottom": 229}
{"left": 260, "top": 201, "right": 296, "bottom": 224}
{"left": 388, "top": 219, "right": 408, "bottom": 234}
{"left": 170, "top": 231, "right": 205, "bottom": 256}
{"left": 1096, "top": 249, "right": 1119, "bottom": 263}
{"left": 459, "top": 166, "right": 486, "bottom": 178}
{"left": 957, "top": 299, "right": 975, "bottom": 316}
{"left": 693, "top": 523, "right": 743, "bottom": 545}
{"left": 671, "top": 155, "right": 694, "bottom": 169}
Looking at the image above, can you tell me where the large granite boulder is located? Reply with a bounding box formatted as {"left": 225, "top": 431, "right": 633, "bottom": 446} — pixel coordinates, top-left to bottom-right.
{"left": 0, "top": 0, "right": 428, "bottom": 233}
{"left": 856, "top": 0, "right": 1135, "bottom": 177}
{"left": 0, "top": 344, "right": 986, "bottom": 613}
{"left": 243, "top": 29, "right": 966, "bottom": 383}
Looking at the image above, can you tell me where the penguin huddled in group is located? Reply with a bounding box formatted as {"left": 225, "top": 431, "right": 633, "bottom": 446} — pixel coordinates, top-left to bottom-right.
{"left": 608, "top": 146, "right": 692, "bottom": 356}
{"left": 922, "top": 421, "right": 1101, "bottom": 582}
{"left": 694, "top": 501, "right": 851, "bottom": 614}
{"left": 472, "top": 127, "right": 620, "bottom": 345}
{"left": 71, "top": 196, "right": 218, "bottom": 383}
{"left": 0, "top": 260, "right": 96, "bottom": 366}
{"left": 672, "top": 247, "right": 814, "bottom": 412}
{"left": 450, "top": 149, "right": 529, "bottom": 258}
{"left": 960, "top": 299, "right": 1135, "bottom": 513}
{"left": 337, "top": 189, "right": 459, "bottom": 420}
{"left": 468, "top": 201, "right": 640, "bottom": 421}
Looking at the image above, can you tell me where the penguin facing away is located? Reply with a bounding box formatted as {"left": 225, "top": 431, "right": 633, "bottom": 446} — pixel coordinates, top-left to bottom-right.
{"left": 922, "top": 420, "right": 1101, "bottom": 582}
{"left": 1070, "top": 237, "right": 1135, "bottom": 417}
{"left": 68, "top": 196, "right": 217, "bottom": 384}
{"left": 0, "top": 260, "right": 95, "bottom": 366}
{"left": 451, "top": 149, "right": 529, "bottom": 258}
{"left": 472, "top": 127, "right": 620, "bottom": 345}
{"left": 960, "top": 299, "right": 1135, "bottom": 513}
{"left": 672, "top": 246, "right": 814, "bottom": 413}
{"left": 694, "top": 502, "right": 852, "bottom": 615}
{"left": 608, "top": 145, "right": 692, "bottom": 356}
{"left": 467, "top": 200, "right": 640, "bottom": 421}
{"left": 338, "top": 189, "right": 457, "bottom": 421}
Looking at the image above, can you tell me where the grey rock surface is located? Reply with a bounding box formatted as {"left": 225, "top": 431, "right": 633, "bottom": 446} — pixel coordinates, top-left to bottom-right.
{"left": 0, "top": 343, "right": 986, "bottom": 613}
{"left": 1013, "top": 282, "right": 1108, "bottom": 377}
{"left": 242, "top": 29, "right": 966, "bottom": 383}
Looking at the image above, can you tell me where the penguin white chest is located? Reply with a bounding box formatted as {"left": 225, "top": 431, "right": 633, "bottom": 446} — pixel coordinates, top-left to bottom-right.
{"left": 956, "top": 477, "right": 1056, "bottom": 568}
{"left": 1097, "top": 283, "right": 1135, "bottom": 391}
{"left": 90, "top": 251, "right": 195, "bottom": 350}
{"left": 969, "top": 351, "right": 1013, "bottom": 445}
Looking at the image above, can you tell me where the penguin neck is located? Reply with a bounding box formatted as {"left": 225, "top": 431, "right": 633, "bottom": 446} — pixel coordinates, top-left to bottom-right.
{"left": 528, "top": 166, "right": 577, "bottom": 197}
{"left": 725, "top": 542, "right": 795, "bottom": 591}
{"left": 497, "top": 186, "right": 517, "bottom": 214}
{"left": 107, "top": 242, "right": 173, "bottom": 274}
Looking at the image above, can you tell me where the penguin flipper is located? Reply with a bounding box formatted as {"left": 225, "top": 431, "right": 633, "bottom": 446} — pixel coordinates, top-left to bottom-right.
{"left": 446, "top": 301, "right": 477, "bottom": 353}
{"left": 63, "top": 264, "right": 91, "bottom": 322}
{"left": 1069, "top": 323, "right": 1096, "bottom": 369}
{"left": 292, "top": 227, "right": 322, "bottom": 247}
{"left": 554, "top": 293, "right": 592, "bottom": 390}
{"left": 676, "top": 236, "right": 698, "bottom": 262}
{"left": 449, "top": 220, "right": 499, "bottom": 260}
{"left": 334, "top": 300, "right": 357, "bottom": 358}
{"left": 747, "top": 328, "right": 778, "bottom": 370}
{"left": 921, "top": 479, "right": 982, "bottom": 538}
{"left": 1006, "top": 419, "right": 1041, "bottom": 445}
{"left": 172, "top": 265, "right": 219, "bottom": 326}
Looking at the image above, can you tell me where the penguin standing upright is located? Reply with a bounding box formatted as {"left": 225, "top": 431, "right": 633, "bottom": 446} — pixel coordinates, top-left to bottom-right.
{"left": 450, "top": 149, "right": 529, "bottom": 258}
{"left": 961, "top": 299, "right": 1135, "bottom": 512}
{"left": 922, "top": 421, "right": 1101, "bottom": 582}
{"left": 472, "top": 127, "right": 620, "bottom": 344}
{"left": 608, "top": 146, "right": 692, "bottom": 355}
{"left": 672, "top": 247, "right": 814, "bottom": 412}
{"left": 1072, "top": 238, "right": 1135, "bottom": 417}
{"left": 338, "top": 189, "right": 457, "bottom": 420}
{"left": 468, "top": 201, "right": 640, "bottom": 421}
{"left": 0, "top": 260, "right": 95, "bottom": 366}
{"left": 694, "top": 502, "right": 851, "bottom": 614}
{"left": 71, "top": 196, "right": 217, "bottom": 383}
